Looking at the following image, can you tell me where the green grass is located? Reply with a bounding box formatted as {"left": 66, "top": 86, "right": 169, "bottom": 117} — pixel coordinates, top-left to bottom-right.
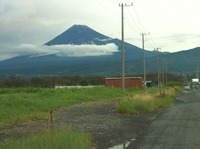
{"left": 0, "top": 87, "right": 181, "bottom": 126}
{"left": 1, "top": 126, "right": 92, "bottom": 149}
{"left": 0, "top": 87, "right": 128, "bottom": 126}
{"left": 0, "top": 86, "right": 181, "bottom": 149}
{"left": 116, "top": 97, "right": 174, "bottom": 114}
{"left": 115, "top": 87, "right": 180, "bottom": 114}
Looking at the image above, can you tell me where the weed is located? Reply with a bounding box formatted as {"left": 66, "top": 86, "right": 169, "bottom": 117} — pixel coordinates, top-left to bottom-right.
{"left": 2, "top": 126, "right": 92, "bottom": 149}
{"left": 116, "top": 87, "right": 180, "bottom": 114}
{"left": 0, "top": 87, "right": 126, "bottom": 126}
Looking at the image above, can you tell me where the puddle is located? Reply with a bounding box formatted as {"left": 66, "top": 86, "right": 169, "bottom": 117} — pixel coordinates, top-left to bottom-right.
{"left": 108, "top": 138, "right": 135, "bottom": 149}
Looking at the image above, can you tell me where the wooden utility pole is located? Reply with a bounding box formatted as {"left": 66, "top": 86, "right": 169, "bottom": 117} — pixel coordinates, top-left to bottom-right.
{"left": 162, "top": 58, "right": 167, "bottom": 86}
{"left": 155, "top": 48, "right": 161, "bottom": 86}
{"left": 140, "top": 33, "right": 150, "bottom": 88}
{"left": 119, "top": 3, "right": 133, "bottom": 91}
{"left": 165, "top": 61, "right": 168, "bottom": 86}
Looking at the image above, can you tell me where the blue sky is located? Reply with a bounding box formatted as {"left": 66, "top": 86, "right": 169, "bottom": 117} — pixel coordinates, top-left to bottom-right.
{"left": 1, "top": 0, "right": 200, "bottom": 60}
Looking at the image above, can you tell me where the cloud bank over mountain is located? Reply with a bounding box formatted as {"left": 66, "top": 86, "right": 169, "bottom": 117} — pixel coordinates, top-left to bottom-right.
{"left": 14, "top": 43, "right": 119, "bottom": 57}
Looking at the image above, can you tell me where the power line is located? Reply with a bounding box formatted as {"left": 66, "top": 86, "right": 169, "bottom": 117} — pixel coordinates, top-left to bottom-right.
{"left": 145, "top": 36, "right": 157, "bottom": 50}
{"left": 109, "top": 0, "right": 119, "bottom": 4}
{"left": 125, "top": 4, "right": 160, "bottom": 50}
{"left": 97, "top": 0, "right": 160, "bottom": 51}
{"left": 125, "top": 7, "right": 143, "bottom": 33}
{"left": 132, "top": 4, "right": 148, "bottom": 33}
{"left": 124, "top": 11, "right": 141, "bottom": 34}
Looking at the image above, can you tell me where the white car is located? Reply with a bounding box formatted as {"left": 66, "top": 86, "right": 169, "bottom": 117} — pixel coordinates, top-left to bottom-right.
{"left": 184, "top": 85, "right": 190, "bottom": 90}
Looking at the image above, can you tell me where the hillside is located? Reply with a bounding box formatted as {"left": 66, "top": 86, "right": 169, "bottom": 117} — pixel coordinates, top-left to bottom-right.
{"left": 45, "top": 25, "right": 111, "bottom": 45}
{"left": 0, "top": 25, "right": 199, "bottom": 79}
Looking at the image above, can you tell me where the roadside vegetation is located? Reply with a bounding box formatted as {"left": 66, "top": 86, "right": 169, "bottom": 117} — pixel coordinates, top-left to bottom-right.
{"left": 0, "top": 87, "right": 127, "bottom": 127}
{"left": 0, "top": 85, "right": 182, "bottom": 149}
{"left": 1, "top": 126, "right": 92, "bottom": 149}
{"left": 116, "top": 87, "right": 181, "bottom": 114}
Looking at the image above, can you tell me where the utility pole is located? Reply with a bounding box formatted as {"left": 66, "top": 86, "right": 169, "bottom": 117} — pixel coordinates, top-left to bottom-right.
{"left": 197, "top": 61, "right": 200, "bottom": 80}
{"left": 155, "top": 48, "right": 161, "bottom": 86}
{"left": 119, "top": 3, "right": 133, "bottom": 91}
{"left": 198, "top": 61, "right": 200, "bottom": 79}
{"left": 140, "top": 33, "right": 150, "bottom": 88}
{"left": 162, "top": 58, "right": 166, "bottom": 86}
{"left": 165, "top": 61, "right": 168, "bottom": 86}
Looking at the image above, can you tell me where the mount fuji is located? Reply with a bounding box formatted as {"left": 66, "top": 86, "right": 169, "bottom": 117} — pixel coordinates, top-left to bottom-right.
{"left": 0, "top": 24, "right": 167, "bottom": 78}
{"left": 44, "top": 24, "right": 159, "bottom": 59}
{"left": 45, "top": 24, "right": 112, "bottom": 45}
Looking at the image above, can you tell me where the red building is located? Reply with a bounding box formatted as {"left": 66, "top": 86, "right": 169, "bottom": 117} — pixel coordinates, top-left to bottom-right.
{"left": 105, "top": 77, "right": 143, "bottom": 89}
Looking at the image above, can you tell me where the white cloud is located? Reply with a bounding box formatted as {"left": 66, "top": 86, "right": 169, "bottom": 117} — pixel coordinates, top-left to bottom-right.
{"left": 1, "top": 0, "right": 200, "bottom": 59}
{"left": 13, "top": 43, "right": 119, "bottom": 57}
{"left": 53, "top": 44, "right": 119, "bottom": 57}
{"left": 94, "top": 37, "right": 113, "bottom": 42}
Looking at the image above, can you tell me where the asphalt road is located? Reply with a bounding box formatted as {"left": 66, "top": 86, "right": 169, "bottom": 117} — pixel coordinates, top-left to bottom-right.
{"left": 127, "top": 89, "right": 200, "bottom": 149}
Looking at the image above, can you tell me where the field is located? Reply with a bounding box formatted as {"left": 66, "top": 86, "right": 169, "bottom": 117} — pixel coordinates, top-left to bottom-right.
{"left": 0, "top": 86, "right": 181, "bottom": 148}
{"left": 0, "top": 87, "right": 128, "bottom": 127}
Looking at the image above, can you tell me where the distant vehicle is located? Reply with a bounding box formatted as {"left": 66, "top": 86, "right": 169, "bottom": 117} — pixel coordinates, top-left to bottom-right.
{"left": 184, "top": 84, "right": 190, "bottom": 90}
{"left": 191, "top": 78, "right": 199, "bottom": 90}
{"left": 192, "top": 78, "right": 199, "bottom": 82}
{"left": 146, "top": 80, "right": 152, "bottom": 88}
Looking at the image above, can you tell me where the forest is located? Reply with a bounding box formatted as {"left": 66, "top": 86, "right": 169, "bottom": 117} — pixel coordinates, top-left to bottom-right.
{"left": 0, "top": 73, "right": 187, "bottom": 88}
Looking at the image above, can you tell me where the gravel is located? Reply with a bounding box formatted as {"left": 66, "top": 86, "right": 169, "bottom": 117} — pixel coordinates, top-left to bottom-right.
{"left": 0, "top": 100, "right": 160, "bottom": 149}
{"left": 55, "top": 101, "right": 160, "bottom": 148}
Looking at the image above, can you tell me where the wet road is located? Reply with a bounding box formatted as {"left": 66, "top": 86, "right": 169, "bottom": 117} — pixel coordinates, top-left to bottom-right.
{"left": 127, "top": 90, "right": 200, "bottom": 149}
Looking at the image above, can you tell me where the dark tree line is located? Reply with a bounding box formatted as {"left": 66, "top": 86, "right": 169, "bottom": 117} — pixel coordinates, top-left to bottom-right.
{"left": 0, "top": 76, "right": 105, "bottom": 88}
{"left": 0, "top": 73, "right": 186, "bottom": 88}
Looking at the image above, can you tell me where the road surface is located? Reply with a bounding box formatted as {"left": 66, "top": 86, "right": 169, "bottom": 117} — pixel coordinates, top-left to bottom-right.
{"left": 127, "top": 90, "right": 200, "bottom": 149}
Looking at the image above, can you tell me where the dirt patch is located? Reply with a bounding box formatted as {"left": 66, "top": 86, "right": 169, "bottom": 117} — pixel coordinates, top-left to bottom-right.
{"left": 0, "top": 100, "right": 160, "bottom": 149}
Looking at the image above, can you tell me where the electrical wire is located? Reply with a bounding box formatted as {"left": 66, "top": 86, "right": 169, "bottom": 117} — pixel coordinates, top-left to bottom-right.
{"left": 126, "top": 7, "right": 143, "bottom": 33}
{"left": 124, "top": 5, "right": 156, "bottom": 50}
{"left": 96, "top": 0, "right": 165, "bottom": 51}
{"left": 128, "top": 3, "right": 165, "bottom": 51}
{"left": 124, "top": 10, "right": 140, "bottom": 34}
{"left": 108, "top": 0, "right": 119, "bottom": 4}
{"left": 131, "top": 4, "right": 148, "bottom": 33}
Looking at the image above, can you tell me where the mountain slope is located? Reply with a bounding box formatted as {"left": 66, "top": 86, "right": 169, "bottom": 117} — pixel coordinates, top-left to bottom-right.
{"left": 0, "top": 24, "right": 198, "bottom": 79}
{"left": 162, "top": 47, "right": 200, "bottom": 74}
{"left": 45, "top": 24, "right": 162, "bottom": 60}
{"left": 0, "top": 47, "right": 199, "bottom": 79}
{"left": 45, "top": 25, "right": 110, "bottom": 45}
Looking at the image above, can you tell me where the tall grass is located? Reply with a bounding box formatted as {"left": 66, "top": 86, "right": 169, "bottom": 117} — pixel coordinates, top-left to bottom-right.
{"left": 115, "top": 87, "right": 180, "bottom": 114}
{"left": 0, "top": 86, "right": 181, "bottom": 149}
{"left": 1, "top": 126, "right": 92, "bottom": 149}
{"left": 0, "top": 87, "right": 181, "bottom": 126}
{"left": 0, "top": 87, "right": 127, "bottom": 126}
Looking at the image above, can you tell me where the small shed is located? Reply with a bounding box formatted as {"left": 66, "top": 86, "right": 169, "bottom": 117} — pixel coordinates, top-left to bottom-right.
{"left": 105, "top": 77, "right": 143, "bottom": 89}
